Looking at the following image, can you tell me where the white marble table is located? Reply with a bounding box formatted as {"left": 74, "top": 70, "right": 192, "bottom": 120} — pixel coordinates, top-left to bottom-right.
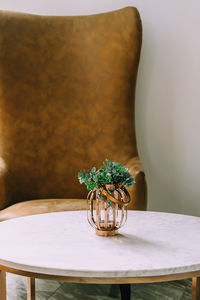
{"left": 0, "top": 210, "right": 200, "bottom": 300}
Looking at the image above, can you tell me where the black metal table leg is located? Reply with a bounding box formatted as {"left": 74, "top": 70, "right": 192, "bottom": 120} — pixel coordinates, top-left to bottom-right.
{"left": 119, "top": 284, "right": 131, "bottom": 300}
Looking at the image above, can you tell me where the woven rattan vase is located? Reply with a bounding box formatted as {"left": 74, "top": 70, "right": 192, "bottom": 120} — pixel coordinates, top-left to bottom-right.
{"left": 87, "top": 184, "right": 130, "bottom": 236}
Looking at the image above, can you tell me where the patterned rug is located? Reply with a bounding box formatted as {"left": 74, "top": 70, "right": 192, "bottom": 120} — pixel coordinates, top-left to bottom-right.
{"left": 6, "top": 273, "right": 192, "bottom": 299}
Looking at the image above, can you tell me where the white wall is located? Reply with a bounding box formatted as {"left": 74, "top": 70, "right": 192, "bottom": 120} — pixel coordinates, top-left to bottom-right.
{"left": 1, "top": 0, "right": 200, "bottom": 216}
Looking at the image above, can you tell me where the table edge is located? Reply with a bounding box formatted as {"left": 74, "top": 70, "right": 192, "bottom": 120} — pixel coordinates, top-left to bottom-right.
{"left": 1, "top": 264, "right": 200, "bottom": 284}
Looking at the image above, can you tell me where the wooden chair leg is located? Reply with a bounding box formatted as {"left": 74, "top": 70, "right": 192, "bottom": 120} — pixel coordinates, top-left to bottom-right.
{"left": 27, "top": 277, "right": 35, "bottom": 300}
{"left": 0, "top": 270, "right": 6, "bottom": 300}
{"left": 119, "top": 284, "right": 131, "bottom": 300}
{"left": 192, "top": 277, "right": 200, "bottom": 300}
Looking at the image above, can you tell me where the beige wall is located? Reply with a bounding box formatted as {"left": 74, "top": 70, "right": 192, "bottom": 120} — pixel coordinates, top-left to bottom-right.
{"left": 1, "top": 0, "right": 200, "bottom": 216}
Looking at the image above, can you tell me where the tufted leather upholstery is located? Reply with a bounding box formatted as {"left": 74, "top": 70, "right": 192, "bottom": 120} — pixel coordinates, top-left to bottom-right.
{"left": 0, "top": 7, "right": 147, "bottom": 220}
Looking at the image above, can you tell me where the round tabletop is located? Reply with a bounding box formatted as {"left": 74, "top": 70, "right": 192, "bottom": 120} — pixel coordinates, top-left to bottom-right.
{"left": 0, "top": 210, "right": 200, "bottom": 283}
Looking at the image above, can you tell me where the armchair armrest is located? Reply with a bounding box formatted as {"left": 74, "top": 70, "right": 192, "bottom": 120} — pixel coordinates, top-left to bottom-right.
{"left": 126, "top": 156, "right": 144, "bottom": 177}
{"left": 125, "top": 156, "right": 147, "bottom": 210}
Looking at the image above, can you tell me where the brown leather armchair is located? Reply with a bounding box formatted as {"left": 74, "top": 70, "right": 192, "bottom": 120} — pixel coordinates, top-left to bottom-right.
{"left": 0, "top": 7, "right": 147, "bottom": 222}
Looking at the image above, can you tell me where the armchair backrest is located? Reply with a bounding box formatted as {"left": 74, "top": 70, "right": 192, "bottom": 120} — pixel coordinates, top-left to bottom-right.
{"left": 0, "top": 7, "right": 142, "bottom": 209}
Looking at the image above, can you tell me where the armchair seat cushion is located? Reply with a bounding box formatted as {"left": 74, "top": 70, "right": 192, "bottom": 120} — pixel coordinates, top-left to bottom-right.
{"left": 0, "top": 198, "right": 86, "bottom": 222}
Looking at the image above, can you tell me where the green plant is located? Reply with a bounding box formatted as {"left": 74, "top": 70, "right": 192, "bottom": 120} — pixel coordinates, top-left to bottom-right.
{"left": 78, "top": 159, "right": 135, "bottom": 190}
